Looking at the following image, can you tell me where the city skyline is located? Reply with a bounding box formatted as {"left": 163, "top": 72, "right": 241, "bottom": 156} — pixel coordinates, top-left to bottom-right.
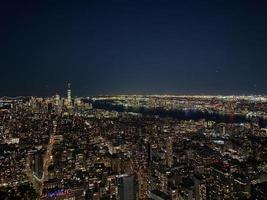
{"left": 1, "top": 0, "right": 267, "bottom": 96}
{"left": 1, "top": 82, "right": 267, "bottom": 98}
{"left": 1, "top": 94, "right": 266, "bottom": 199}
{"left": 1, "top": 1, "right": 267, "bottom": 199}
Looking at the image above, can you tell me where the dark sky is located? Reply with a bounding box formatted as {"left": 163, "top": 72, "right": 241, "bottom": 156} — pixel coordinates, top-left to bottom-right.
{"left": 1, "top": 0, "right": 267, "bottom": 96}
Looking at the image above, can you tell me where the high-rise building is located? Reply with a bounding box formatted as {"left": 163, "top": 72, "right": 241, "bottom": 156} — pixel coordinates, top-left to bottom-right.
{"left": 166, "top": 137, "right": 173, "bottom": 167}
{"left": 67, "top": 83, "right": 72, "bottom": 103}
{"left": 55, "top": 94, "right": 60, "bottom": 106}
{"left": 159, "top": 169, "right": 168, "bottom": 192}
{"left": 207, "top": 163, "right": 233, "bottom": 200}
{"left": 111, "top": 154, "right": 121, "bottom": 174}
{"left": 194, "top": 174, "right": 206, "bottom": 200}
{"left": 137, "top": 168, "right": 149, "bottom": 199}
{"left": 34, "top": 150, "right": 44, "bottom": 179}
{"left": 117, "top": 174, "right": 137, "bottom": 200}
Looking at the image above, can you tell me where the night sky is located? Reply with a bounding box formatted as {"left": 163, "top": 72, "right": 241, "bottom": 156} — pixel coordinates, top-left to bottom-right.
{"left": 1, "top": 0, "right": 267, "bottom": 96}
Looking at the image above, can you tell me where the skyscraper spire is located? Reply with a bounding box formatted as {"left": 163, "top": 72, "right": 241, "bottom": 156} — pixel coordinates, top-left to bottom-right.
{"left": 67, "top": 83, "right": 71, "bottom": 103}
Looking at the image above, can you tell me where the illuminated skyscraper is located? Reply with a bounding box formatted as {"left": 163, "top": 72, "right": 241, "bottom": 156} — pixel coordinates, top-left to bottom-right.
{"left": 55, "top": 94, "right": 60, "bottom": 106}
{"left": 67, "top": 83, "right": 72, "bottom": 103}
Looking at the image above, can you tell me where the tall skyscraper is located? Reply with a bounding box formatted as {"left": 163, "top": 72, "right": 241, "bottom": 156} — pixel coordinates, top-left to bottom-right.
{"left": 67, "top": 83, "right": 72, "bottom": 103}
{"left": 166, "top": 137, "right": 173, "bottom": 167}
{"left": 118, "top": 174, "right": 137, "bottom": 200}
{"left": 34, "top": 150, "right": 44, "bottom": 179}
